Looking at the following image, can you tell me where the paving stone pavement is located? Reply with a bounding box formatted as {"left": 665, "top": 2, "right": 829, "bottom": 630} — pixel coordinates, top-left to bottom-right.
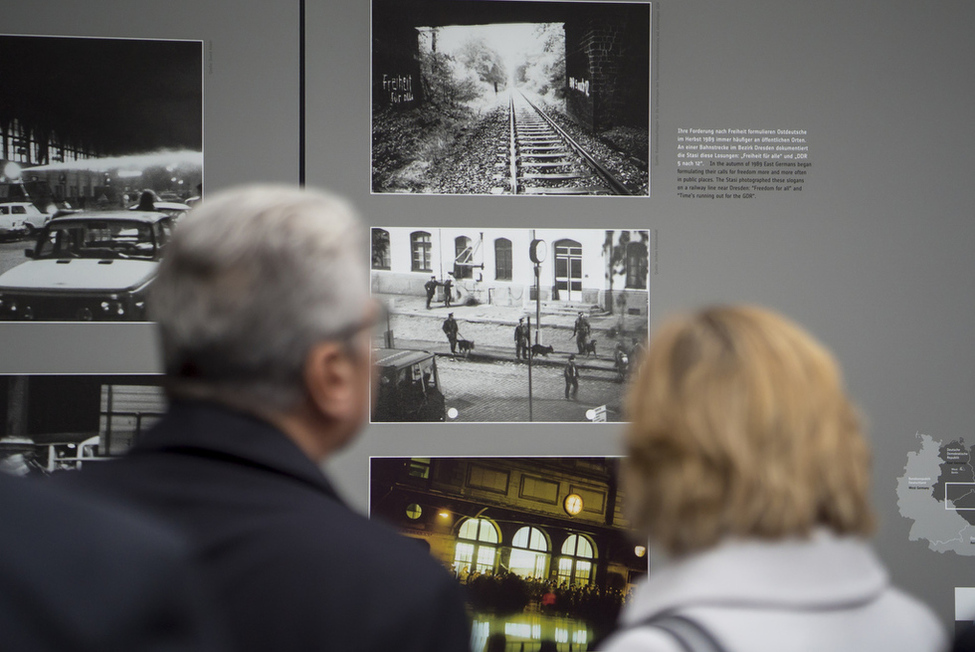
{"left": 372, "top": 293, "right": 643, "bottom": 422}
{"left": 436, "top": 354, "right": 625, "bottom": 423}
{"left": 375, "top": 292, "right": 648, "bottom": 353}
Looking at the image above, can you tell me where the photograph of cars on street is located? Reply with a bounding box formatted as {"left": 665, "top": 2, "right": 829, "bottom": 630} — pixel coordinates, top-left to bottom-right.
{"left": 0, "top": 374, "right": 166, "bottom": 476}
{"left": 370, "top": 227, "right": 649, "bottom": 423}
{"left": 370, "top": 456, "right": 648, "bottom": 652}
{"left": 371, "top": 0, "right": 650, "bottom": 195}
{"left": 0, "top": 34, "right": 203, "bottom": 321}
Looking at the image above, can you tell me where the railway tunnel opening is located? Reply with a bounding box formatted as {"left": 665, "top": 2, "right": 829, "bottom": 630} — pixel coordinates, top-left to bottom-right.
{"left": 372, "top": 0, "right": 650, "bottom": 134}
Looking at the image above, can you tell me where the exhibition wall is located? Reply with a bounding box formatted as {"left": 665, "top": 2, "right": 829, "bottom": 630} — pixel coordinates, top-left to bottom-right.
{"left": 5, "top": 0, "right": 975, "bottom": 631}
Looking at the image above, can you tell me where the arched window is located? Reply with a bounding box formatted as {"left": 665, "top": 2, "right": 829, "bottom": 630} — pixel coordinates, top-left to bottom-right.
{"left": 557, "top": 534, "right": 596, "bottom": 587}
{"left": 48, "top": 133, "right": 63, "bottom": 163}
{"left": 494, "top": 238, "right": 512, "bottom": 281}
{"left": 509, "top": 526, "right": 549, "bottom": 578}
{"left": 411, "top": 231, "right": 432, "bottom": 272}
{"left": 454, "top": 236, "right": 472, "bottom": 279}
{"left": 371, "top": 228, "right": 390, "bottom": 270}
{"left": 10, "top": 119, "right": 29, "bottom": 163}
{"left": 31, "top": 127, "right": 44, "bottom": 165}
{"left": 625, "top": 240, "right": 648, "bottom": 289}
{"left": 453, "top": 518, "right": 499, "bottom": 575}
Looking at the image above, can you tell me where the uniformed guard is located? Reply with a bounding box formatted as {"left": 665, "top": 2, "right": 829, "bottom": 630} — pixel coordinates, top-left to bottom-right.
{"left": 564, "top": 354, "right": 579, "bottom": 400}
{"left": 515, "top": 316, "right": 530, "bottom": 361}
{"left": 424, "top": 275, "right": 438, "bottom": 309}
{"left": 442, "top": 312, "right": 459, "bottom": 354}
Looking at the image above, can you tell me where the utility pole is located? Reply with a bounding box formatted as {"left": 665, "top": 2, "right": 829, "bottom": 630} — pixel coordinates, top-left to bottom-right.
{"left": 527, "top": 314, "right": 533, "bottom": 422}
{"left": 528, "top": 235, "right": 547, "bottom": 423}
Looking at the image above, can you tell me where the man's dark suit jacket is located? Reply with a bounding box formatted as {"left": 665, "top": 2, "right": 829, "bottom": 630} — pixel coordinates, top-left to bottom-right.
{"left": 0, "top": 471, "right": 221, "bottom": 651}
{"left": 63, "top": 401, "right": 471, "bottom": 652}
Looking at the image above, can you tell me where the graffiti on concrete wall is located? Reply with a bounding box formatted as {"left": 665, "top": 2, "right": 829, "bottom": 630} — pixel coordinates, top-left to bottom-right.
{"left": 382, "top": 74, "right": 416, "bottom": 104}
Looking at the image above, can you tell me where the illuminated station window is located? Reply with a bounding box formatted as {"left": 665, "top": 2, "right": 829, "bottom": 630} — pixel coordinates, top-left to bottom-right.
{"left": 557, "top": 534, "right": 596, "bottom": 587}
{"left": 453, "top": 518, "right": 499, "bottom": 575}
{"left": 509, "top": 526, "right": 549, "bottom": 579}
{"left": 407, "top": 458, "right": 430, "bottom": 479}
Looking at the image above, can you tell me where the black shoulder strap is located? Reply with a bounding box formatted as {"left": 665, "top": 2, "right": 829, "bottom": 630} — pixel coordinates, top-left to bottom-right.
{"left": 636, "top": 613, "right": 727, "bottom": 652}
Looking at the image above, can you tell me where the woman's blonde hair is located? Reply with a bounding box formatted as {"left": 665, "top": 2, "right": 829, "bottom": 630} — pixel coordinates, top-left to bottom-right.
{"left": 624, "top": 305, "right": 875, "bottom": 556}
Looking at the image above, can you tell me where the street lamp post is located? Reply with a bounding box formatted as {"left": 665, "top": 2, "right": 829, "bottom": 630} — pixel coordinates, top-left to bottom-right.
{"left": 528, "top": 237, "right": 547, "bottom": 423}
{"left": 535, "top": 262, "right": 541, "bottom": 345}
{"left": 527, "top": 314, "right": 533, "bottom": 422}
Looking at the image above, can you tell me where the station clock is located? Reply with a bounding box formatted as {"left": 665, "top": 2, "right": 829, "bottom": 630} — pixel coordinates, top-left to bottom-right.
{"left": 563, "top": 493, "right": 584, "bottom": 516}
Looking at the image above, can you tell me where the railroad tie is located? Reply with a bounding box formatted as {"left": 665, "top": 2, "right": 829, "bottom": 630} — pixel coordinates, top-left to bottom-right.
{"left": 522, "top": 186, "right": 611, "bottom": 195}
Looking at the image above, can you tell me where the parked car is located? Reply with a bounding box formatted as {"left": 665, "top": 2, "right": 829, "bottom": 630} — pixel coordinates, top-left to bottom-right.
{"left": 129, "top": 200, "right": 191, "bottom": 219}
{"left": 0, "top": 202, "right": 34, "bottom": 238}
{"left": 0, "top": 211, "right": 174, "bottom": 321}
{"left": 10, "top": 201, "right": 54, "bottom": 235}
{"left": 372, "top": 348, "right": 447, "bottom": 422}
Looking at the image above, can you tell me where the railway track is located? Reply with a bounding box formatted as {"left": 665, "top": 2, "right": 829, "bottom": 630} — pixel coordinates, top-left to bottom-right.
{"left": 506, "top": 91, "right": 632, "bottom": 196}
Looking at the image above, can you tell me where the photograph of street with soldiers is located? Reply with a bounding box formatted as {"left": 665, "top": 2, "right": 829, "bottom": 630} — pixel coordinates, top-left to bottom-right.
{"left": 370, "top": 227, "right": 649, "bottom": 423}
{"left": 371, "top": 0, "right": 650, "bottom": 195}
{"left": 0, "top": 34, "right": 203, "bottom": 322}
{"left": 370, "top": 455, "right": 648, "bottom": 652}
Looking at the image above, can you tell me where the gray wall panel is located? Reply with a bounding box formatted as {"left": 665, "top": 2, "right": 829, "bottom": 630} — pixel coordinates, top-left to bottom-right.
{"left": 308, "top": 0, "right": 975, "bottom": 626}
{"left": 4, "top": 0, "right": 972, "bottom": 630}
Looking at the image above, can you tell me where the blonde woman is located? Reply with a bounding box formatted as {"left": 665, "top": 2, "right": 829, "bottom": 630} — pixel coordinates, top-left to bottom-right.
{"left": 602, "top": 306, "right": 945, "bottom": 652}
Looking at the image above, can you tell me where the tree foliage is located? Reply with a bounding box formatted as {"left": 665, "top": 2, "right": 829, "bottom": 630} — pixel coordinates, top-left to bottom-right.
{"left": 455, "top": 37, "right": 507, "bottom": 91}
{"left": 516, "top": 23, "right": 566, "bottom": 100}
{"left": 419, "top": 29, "right": 507, "bottom": 108}
{"left": 420, "top": 34, "right": 481, "bottom": 107}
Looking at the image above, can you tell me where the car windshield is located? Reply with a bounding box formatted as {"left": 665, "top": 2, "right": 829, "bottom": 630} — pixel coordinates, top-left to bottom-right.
{"left": 36, "top": 220, "right": 158, "bottom": 260}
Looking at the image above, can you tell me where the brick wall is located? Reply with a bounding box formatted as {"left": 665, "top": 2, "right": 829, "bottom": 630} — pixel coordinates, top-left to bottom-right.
{"left": 564, "top": 7, "right": 650, "bottom": 132}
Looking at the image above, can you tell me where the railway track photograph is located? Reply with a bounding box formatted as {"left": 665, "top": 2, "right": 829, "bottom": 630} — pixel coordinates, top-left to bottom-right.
{"left": 371, "top": 0, "right": 650, "bottom": 196}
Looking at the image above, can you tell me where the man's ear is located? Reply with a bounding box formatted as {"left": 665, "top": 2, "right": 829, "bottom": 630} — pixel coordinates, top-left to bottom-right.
{"left": 302, "top": 341, "right": 357, "bottom": 422}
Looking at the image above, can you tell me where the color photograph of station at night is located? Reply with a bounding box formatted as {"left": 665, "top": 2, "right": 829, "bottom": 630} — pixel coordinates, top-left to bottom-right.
{"left": 370, "top": 456, "right": 648, "bottom": 651}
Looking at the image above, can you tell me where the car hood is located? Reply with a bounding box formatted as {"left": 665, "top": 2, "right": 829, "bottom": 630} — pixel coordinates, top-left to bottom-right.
{"left": 0, "top": 258, "right": 157, "bottom": 292}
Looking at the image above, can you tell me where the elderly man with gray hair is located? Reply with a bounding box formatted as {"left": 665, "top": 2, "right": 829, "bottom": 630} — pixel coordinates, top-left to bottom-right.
{"left": 63, "top": 185, "right": 471, "bottom": 652}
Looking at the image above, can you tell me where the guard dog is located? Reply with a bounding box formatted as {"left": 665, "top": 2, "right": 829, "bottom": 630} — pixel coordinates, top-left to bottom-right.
{"left": 530, "top": 344, "right": 554, "bottom": 358}
{"left": 457, "top": 339, "right": 475, "bottom": 357}
{"left": 583, "top": 339, "right": 598, "bottom": 357}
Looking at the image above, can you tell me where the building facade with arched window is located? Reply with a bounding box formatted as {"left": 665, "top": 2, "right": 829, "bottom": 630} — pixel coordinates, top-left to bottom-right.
{"left": 509, "top": 525, "right": 549, "bottom": 578}
{"left": 370, "top": 228, "right": 649, "bottom": 316}
{"left": 370, "top": 456, "right": 648, "bottom": 591}
{"left": 454, "top": 517, "right": 500, "bottom": 574}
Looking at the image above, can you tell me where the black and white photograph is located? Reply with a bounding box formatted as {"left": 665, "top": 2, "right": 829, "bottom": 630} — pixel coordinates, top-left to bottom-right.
{"left": 371, "top": 0, "right": 650, "bottom": 196}
{"left": 0, "top": 374, "right": 166, "bottom": 476}
{"left": 0, "top": 34, "right": 203, "bottom": 321}
{"left": 371, "top": 456, "right": 648, "bottom": 652}
{"left": 371, "top": 227, "right": 649, "bottom": 423}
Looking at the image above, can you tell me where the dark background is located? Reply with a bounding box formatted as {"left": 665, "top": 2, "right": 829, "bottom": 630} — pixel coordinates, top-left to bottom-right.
{"left": 0, "top": 36, "right": 202, "bottom": 155}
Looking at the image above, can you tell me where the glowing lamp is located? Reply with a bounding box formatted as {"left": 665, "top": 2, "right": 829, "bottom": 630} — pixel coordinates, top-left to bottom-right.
{"left": 3, "top": 162, "right": 22, "bottom": 181}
